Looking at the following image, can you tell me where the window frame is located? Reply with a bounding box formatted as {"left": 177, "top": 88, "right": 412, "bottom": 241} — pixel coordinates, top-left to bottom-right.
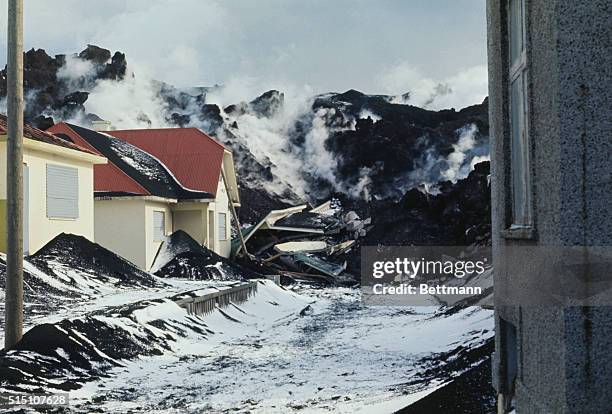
{"left": 218, "top": 212, "right": 227, "bottom": 241}
{"left": 506, "top": 0, "right": 534, "bottom": 234}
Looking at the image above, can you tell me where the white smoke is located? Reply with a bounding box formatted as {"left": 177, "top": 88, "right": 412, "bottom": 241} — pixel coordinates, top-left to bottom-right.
{"left": 56, "top": 54, "right": 96, "bottom": 90}
{"left": 406, "top": 124, "right": 489, "bottom": 192}
{"left": 359, "top": 108, "right": 381, "bottom": 122}
{"left": 441, "top": 124, "right": 478, "bottom": 182}
{"left": 83, "top": 76, "right": 170, "bottom": 129}
{"left": 52, "top": 56, "right": 171, "bottom": 129}
{"left": 377, "top": 63, "right": 487, "bottom": 110}
{"left": 46, "top": 56, "right": 485, "bottom": 204}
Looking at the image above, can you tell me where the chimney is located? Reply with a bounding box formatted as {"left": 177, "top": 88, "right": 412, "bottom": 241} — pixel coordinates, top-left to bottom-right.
{"left": 91, "top": 120, "right": 112, "bottom": 131}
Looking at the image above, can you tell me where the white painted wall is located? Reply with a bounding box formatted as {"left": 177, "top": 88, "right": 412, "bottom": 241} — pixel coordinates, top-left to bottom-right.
{"left": 92, "top": 172, "right": 233, "bottom": 271}
{"left": 95, "top": 199, "right": 147, "bottom": 269}
{"left": 0, "top": 140, "right": 100, "bottom": 254}
{"left": 210, "top": 172, "right": 232, "bottom": 257}
{"left": 144, "top": 200, "right": 173, "bottom": 270}
{"left": 170, "top": 172, "right": 232, "bottom": 258}
{"left": 173, "top": 206, "right": 206, "bottom": 245}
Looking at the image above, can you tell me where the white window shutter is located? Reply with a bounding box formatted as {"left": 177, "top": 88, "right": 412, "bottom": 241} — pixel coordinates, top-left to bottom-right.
{"left": 218, "top": 212, "right": 227, "bottom": 241}
{"left": 46, "top": 164, "right": 79, "bottom": 219}
{"left": 154, "top": 211, "right": 165, "bottom": 241}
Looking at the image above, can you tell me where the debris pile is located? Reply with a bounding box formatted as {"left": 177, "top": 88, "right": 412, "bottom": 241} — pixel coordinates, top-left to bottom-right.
{"left": 234, "top": 200, "right": 370, "bottom": 285}
{"left": 151, "top": 230, "right": 257, "bottom": 280}
{"left": 29, "top": 233, "right": 161, "bottom": 290}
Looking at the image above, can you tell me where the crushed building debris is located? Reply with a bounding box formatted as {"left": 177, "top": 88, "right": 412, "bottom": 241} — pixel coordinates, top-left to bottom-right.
{"left": 231, "top": 199, "right": 370, "bottom": 285}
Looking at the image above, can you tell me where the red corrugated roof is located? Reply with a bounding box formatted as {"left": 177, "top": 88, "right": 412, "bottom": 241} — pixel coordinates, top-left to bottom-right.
{"left": 107, "top": 128, "right": 226, "bottom": 196}
{"left": 0, "top": 114, "right": 97, "bottom": 155}
{"left": 48, "top": 123, "right": 150, "bottom": 196}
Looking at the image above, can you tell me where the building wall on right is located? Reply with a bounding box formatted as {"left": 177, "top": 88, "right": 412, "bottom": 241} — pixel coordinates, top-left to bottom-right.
{"left": 487, "top": 0, "right": 612, "bottom": 413}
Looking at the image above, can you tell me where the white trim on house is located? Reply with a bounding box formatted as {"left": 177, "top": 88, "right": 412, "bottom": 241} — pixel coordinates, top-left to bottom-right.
{"left": 0, "top": 135, "right": 107, "bottom": 165}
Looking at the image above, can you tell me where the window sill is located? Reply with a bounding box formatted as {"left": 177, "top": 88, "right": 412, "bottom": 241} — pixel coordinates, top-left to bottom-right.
{"left": 47, "top": 216, "right": 78, "bottom": 221}
{"left": 501, "top": 226, "right": 536, "bottom": 240}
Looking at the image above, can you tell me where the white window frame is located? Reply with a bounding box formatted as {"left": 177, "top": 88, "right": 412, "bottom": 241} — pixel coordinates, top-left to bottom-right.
{"left": 46, "top": 164, "right": 79, "bottom": 220}
{"left": 153, "top": 211, "right": 166, "bottom": 242}
{"left": 508, "top": 0, "right": 532, "bottom": 228}
{"left": 218, "top": 212, "right": 227, "bottom": 241}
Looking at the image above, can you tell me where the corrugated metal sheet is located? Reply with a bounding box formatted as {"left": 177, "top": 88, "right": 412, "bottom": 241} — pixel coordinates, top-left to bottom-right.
{"left": 48, "top": 123, "right": 150, "bottom": 196}
{"left": 46, "top": 164, "right": 79, "bottom": 219}
{"left": 0, "top": 114, "right": 96, "bottom": 155}
{"left": 108, "top": 128, "right": 225, "bottom": 196}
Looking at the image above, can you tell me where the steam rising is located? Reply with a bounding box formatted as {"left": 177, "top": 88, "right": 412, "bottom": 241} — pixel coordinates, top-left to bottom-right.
{"left": 408, "top": 124, "right": 489, "bottom": 191}
{"left": 377, "top": 63, "right": 487, "bottom": 110}
{"left": 34, "top": 55, "right": 487, "bottom": 203}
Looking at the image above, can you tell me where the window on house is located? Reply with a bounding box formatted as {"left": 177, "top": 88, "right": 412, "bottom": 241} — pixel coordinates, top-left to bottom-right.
{"left": 508, "top": 0, "right": 532, "bottom": 227}
{"left": 153, "top": 211, "right": 165, "bottom": 242}
{"left": 218, "top": 212, "right": 227, "bottom": 241}
{"left": 46, "top": 164, "right": 79, "bottom": 219}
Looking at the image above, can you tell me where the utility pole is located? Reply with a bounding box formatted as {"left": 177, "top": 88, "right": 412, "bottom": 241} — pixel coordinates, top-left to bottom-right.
{"left": 4, "top": 0, "right": 24, "bottom": 349}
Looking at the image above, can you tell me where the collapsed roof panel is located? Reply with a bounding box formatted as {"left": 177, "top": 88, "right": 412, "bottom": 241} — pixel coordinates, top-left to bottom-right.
{"left": 275, "top": 211, "right": 342, "bottom": 232}
{"left": 292, "top": 253, "right": 347, "bottom": 277}
{"left": 274, "top": 241, "right": 328, "bottom": 254}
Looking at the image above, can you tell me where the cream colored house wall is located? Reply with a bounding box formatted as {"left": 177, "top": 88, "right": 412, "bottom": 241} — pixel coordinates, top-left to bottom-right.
{"left": 170, "top": 172, "right": 232, "bottom": 258}
{"left": 95, "top": 199, "right": 147, "bottom": 268}
{"left": 209, "top": 173, "right": 232, "bottom": 257}
{"left": 144, "top": 200, "right": 173, "bottom": 270}
{"left": 95, "top": 199, "right": 173, "bottom": 270}
{"left": 0, "top": 140, "right": 100, "bottom": 254}
{"left": 92, "top": 171, "right": 232, "bottom": 271}
{"left": 173, "top": 204, "right": 208, "bottom": 245}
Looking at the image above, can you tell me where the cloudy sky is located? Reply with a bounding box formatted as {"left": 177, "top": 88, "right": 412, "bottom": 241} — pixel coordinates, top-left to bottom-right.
{"left": 0, "top": 0, "right": 487, "bottom": 108}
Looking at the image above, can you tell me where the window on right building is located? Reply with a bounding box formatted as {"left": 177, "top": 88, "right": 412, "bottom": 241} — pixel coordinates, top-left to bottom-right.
{"left": 508, "top": 0, "right": 532, "bottom": 227}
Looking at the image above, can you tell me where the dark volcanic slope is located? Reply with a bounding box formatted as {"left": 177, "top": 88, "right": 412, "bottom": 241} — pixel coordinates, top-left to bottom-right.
{"left": 364, "top": 161, "right": 490, "bottom": 246}
{"left": 1, "top": 44, "right": 490, "bottom": 226}
{"left": 307, "top": 90, "right": 489, "bottom": 200}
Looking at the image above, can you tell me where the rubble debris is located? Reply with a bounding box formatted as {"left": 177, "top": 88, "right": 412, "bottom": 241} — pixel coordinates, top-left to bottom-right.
{"left": 292, "top": 253, "right": 347, "bottom": 277}
{"left": 310, "top": 200, "right": 334, "bottom": 214}
{"left": 233, "top": 205, "right": 312, "bottom": 256}
{"left": 274, "top": 241, "right": 328, "bottom": 254}
{"left": 232, "top": 199, "right": 369, "bottom": 286}
{"left": 343, "top": 211, "right": 372, "bottom": 238}
{"left": 329, "top": 240, "right": 356, "bottom": 255}
{"left": 152, "top": 230, "right": 257, "bottom": 280}
{"left": 275, "top": 211, "right": 342, "bottom": 233}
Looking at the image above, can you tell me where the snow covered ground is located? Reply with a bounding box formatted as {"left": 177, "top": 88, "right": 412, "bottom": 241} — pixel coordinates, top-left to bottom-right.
{"left": 67, "top": 285, "right": 493, "bottom": 413}
{"left": 1, "top": 235, "right": 494, "bottom": 413}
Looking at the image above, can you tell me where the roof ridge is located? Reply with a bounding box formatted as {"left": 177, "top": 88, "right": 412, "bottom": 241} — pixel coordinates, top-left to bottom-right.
{"left": 109, "top": 126, "right": 230, "bottom": 152}
{"left": 54, "top": 123, "right": 151, "bottom": 196}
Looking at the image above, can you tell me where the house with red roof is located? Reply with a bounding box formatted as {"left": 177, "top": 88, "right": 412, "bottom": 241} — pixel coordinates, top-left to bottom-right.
{"left": 47, "top": 122, "right": 240, "bottom": 270}
{"left": 0, "top": 115, "right": 107, "bottom": 254}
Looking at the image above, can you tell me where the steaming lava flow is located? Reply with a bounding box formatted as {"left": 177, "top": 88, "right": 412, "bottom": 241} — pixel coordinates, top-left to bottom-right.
{"left": 2, "top": 45, "right": 490, "bottom": 230}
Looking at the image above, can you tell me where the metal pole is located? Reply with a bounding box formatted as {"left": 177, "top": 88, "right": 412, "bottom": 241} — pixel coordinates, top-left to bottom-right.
{"left": 5, "top": 0, "right": 24, "bottom": 349}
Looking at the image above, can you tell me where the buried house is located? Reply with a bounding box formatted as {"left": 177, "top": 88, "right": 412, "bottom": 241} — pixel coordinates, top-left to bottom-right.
{"left": 0, "top": 115, "right": 107, "bottom": 254}
{"left": 47, "top": 123, "right": 240, "bottom": 270}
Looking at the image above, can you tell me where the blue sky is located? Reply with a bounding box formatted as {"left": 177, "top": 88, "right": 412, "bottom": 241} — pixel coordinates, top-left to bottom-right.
{"left": 0, "top": 0, "right": 487, "bottom": 106}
